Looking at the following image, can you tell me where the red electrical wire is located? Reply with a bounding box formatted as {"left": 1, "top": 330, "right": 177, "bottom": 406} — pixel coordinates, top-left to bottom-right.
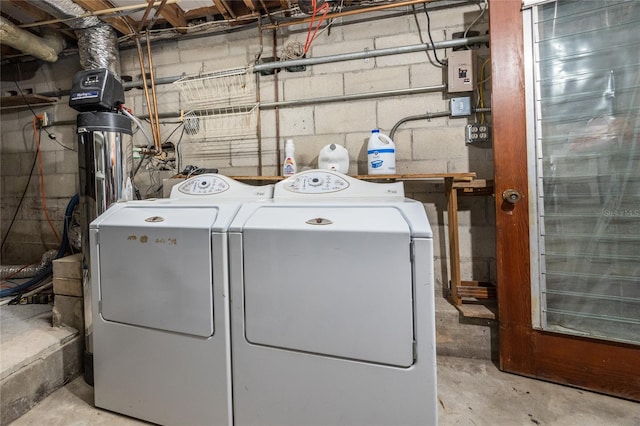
{"left": 304, "top": 0, "right": 330, "bottom": 54}
{"left": 33, "top": 116, "right": 61, "bottom": 243}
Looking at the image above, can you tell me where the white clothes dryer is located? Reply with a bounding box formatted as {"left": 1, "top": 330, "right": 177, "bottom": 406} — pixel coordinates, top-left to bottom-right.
{"left": 90, "top": 174, "right": 272, "bottom": 426}
{"left": 228, "top": 170, "right": 437, "bottom": 426}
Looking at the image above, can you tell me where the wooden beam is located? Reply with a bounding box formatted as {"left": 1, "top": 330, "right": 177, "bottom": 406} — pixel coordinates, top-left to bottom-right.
{"left": 73, "top": 0, "right": 134, "bottom": 35}
{"left": 242, "top": 0, "right": 256, "bottom": 12}
{"left": 183, "top": 6, "right": 219, "bottom": 21}
{"left": 216, "top": 0, "right": 236, "bottom": 19}
{"left": 154, "top": 2, "right": 188, "bottom": 33}
{"left": 6, "top": 0, "right": 76, "bottom": 39}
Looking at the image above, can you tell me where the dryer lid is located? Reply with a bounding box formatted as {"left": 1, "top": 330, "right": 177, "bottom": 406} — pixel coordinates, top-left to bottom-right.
{"left": 97, "top": 206, "right": 219, "bottom": 337}
{"left": 241, "top": 205, "right": 415, "bottom": 367}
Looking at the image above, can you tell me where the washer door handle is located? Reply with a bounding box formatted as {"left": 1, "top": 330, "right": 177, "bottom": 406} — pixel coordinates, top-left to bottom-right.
{"left": 306, "top": 217, "right": 333, "bottom": 225}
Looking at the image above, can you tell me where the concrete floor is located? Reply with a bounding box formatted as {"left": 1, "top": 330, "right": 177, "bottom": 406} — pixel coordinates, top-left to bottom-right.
{"left": 10, "top": 356, "right": 639, "bottom": 426}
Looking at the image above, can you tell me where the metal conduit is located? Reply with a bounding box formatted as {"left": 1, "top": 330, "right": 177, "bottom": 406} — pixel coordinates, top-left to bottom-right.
{"left": 253, "top": 35, "right": 489, "bottom": 73}
{"left": 389, "top": 107, "right": 492, "bottom": 140}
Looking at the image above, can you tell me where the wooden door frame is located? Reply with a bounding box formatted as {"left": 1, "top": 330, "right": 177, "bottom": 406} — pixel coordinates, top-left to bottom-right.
{"left": 489, "top": 0, "right": 640, "bottom": 401}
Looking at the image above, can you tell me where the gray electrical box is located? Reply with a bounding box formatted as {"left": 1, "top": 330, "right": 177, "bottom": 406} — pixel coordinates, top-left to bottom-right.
{"left": 447, "top": 50, "right": 475, "bottom": 93}
{"left": 450, "top": 97, "right": 471, "bottom": 116}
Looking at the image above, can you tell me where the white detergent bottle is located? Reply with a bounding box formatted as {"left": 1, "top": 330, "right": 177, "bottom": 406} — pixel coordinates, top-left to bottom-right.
{"left": 283, "top": 139, "right": 297, "bottom": 176}
{"left": 318, "top": 143, "right": 350, "bottom": 174}
{"left": 367, "top": 129, "right": 396, "bottom": 174}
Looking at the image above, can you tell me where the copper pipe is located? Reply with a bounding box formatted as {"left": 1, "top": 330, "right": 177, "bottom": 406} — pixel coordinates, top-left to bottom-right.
{"left": 264, "top": 0, "right": 433, "bottom": 30}
{"left": 273, "top": 29, "right": 281, "bottom": 173}
{"left": 134, "top": 36, "right": 159, "bottom": 150}
{"left": 256, "top": 16, "right": 263, "bottom": 175}
{"left": 146, "top": 32, "right": 163, "bottom": 153}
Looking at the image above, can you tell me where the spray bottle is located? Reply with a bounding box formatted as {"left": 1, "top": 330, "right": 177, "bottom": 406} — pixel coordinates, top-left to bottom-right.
{"left": 283, "top": 139, "right": 297, "bottom": 176}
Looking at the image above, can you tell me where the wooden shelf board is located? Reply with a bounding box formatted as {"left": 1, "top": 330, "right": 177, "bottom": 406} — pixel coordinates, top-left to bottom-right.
{"left": 1, "top": 94, "right": 58, "bottom": 109}
{"left": 454, "top": 301, "right": 498, "bottom": 320}
{"left": 231, "top": 173, "right": 477, "bottom": 182}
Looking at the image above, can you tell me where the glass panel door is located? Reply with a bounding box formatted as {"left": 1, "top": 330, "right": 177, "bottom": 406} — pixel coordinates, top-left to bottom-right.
{"left": 527, "top": 0, "right": 640, "bottom": 344}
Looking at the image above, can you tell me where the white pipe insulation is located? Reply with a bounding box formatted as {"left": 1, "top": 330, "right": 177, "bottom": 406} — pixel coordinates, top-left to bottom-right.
{"left": 0, "top": 17, "right": 66, "bottom": 62}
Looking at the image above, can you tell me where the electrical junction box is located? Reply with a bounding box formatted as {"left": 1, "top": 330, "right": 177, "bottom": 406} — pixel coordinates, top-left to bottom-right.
{"left": 447, "top": 49, "right": 475, "bottom": 93}
{"left": 450, "top": 97, "right": 471, "bottom": 117}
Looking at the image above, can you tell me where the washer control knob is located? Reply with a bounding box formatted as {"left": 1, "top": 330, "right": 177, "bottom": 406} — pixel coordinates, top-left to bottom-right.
{"left": 309, "top": 177, "right": 324, "bottom": 186}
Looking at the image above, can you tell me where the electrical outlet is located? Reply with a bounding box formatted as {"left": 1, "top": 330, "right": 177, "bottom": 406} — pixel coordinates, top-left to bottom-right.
{"left": 465, "top": 123, "right": 491, "bottom": 143}
{"left": 37, "top": 112, "right": 51, "bottom": 127}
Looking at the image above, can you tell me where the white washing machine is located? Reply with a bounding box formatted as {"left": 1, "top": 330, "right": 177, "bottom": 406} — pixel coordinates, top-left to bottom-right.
{"left": 89, "top": 174, "right": 273, "bottom": 426}
{"left": 228, "top": 170, "right": 437, "bottom": 426}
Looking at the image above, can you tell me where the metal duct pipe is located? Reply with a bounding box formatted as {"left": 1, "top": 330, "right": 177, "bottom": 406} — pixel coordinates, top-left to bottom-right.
{"left": 0, "top": 17, "right": 65, "bottom": 62}
{"left": 25, "top": 0, "right": 121, "bottom": 77}
{"left": 0, "top": 249, "right": 58, "bottom": 279}
{"left": 254, "top": 35, "right": 489, "bottom": 72}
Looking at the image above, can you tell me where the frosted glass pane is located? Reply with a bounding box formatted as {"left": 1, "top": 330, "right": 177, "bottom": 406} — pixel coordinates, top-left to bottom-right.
{"left": 532, "top": 0, "right": 640, "bottom": 344}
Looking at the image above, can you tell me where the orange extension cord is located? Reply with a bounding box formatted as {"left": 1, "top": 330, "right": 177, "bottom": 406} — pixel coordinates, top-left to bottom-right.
{"left": 304, "top": 0, "right": 330, "bottom": 54}
{"left": 33, "top": 116, "right": 61, "bottom": 243}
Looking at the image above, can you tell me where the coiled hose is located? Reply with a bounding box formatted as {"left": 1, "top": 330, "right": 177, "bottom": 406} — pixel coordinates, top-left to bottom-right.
{"left": 0, "top": 193, "right": 79, "bottom": 299}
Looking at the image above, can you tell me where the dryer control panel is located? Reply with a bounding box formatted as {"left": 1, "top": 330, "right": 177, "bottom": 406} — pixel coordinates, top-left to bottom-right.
{"left": 276, "top": 169, "right": 404, "bottom": 198}
{"left": 283, "top": 171, "right": 350, "bottom": 194}
{"left": 176, "top": 175, "right": 230, "bottom": 195}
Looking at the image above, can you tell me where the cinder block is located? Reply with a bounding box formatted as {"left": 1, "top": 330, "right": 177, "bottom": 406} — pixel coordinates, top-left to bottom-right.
{"left": 53, "top": 278, "right": 82, "bottom": 297}
{"left": 344, "top": 67, "right": 409, "bottom": 95}
{"left": 40, "top": 174, "right": 76, "bottom": 198}
{"left": 410, "top": 63, "right": 446, "bottom": 88}
{"left": 374, "top": 33, "right": 428, "bottom": 68}
{"left": 278, "top": 106, "right": 316, "bottom": 136}
{"left": 311, "top": 39, "right": 375, "bottom": 75}
{"left": 341, "top": 13, "right": 412, "bottom": 40}
{"left": 52, "top": 295, "right": 84, "bottom": 332}
{"left": 315, "top": 101, "right": 376, "bottom": 134}
{"left": 412, "top": 126, "right": 465, "bottom": 160}
{"left": 1, "top": 153, "right": 21, "bottom": 176}
{"left": 284, "top": 74, "right": 343, "bottom": 100}
{"left": 52, "top": 253, "right": 83, "bottom": 279}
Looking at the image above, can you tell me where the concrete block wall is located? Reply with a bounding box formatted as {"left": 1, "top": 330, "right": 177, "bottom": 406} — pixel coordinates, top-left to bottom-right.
{"left": 1, "top": 4, "right": 493, "bottom": 298}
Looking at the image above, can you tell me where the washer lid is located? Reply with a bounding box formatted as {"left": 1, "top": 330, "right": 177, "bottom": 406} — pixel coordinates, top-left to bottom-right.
{"left": 242, "top": 205, "right": 415, "bottom": 367}
{"left": 97, "top": 206, "right": 218, "bottom": 337}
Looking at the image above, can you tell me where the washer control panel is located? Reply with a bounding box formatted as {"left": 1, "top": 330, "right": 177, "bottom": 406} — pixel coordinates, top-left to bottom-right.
{"left": 177, "top": 175, "right": 230, "bottom": 195}
{"left": 283, "top": 171, "right": 350, "bottom": 194}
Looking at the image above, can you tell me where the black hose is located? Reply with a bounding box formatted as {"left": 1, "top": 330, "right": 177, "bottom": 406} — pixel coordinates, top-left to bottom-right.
{"left": 0, "top": 194, "right": 79, "bottom": 299}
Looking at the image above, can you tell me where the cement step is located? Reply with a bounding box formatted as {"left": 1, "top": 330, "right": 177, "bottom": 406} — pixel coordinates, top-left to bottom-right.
{"left": 0, "top": 304, "right": 83, "bottom": 425}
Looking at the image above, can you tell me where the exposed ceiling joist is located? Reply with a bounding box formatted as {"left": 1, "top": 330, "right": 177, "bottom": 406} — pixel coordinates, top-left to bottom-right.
{"left": 154, "top": 2, "right": 188, "bottom": 33}
{"left": 6, "top": 0, "right": 77, "bottom": 39}
{"left": 214, "top": 0, "right": 236, "bottom": 20}
{"left": 73, "top": 0, "right": 134, "bottom": 35}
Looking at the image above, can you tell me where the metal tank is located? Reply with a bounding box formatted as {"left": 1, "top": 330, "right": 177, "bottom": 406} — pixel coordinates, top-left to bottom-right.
{"left": 70, "top": 69, "right": 131, "bottom": 385}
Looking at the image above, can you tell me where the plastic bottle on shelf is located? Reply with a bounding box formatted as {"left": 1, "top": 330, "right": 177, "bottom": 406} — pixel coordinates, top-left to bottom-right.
{"left": 367, "top": 129, "right": 396, "bottom": 175}
{"left": 283, "top": 139, "right": 297, "bottom": 176}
